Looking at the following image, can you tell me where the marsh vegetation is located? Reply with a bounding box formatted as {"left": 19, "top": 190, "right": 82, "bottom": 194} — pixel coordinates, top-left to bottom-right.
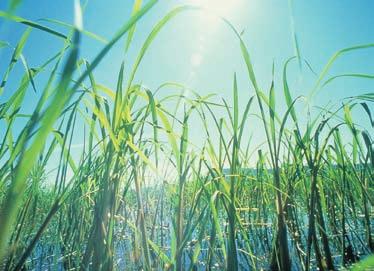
{"left": 0, "top": 0, "right": 373, "bottom": 270}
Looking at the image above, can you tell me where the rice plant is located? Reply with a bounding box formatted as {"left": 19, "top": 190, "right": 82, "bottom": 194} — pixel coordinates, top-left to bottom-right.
{"left": 0, "top": 0, "right": 373, "bottom": 270}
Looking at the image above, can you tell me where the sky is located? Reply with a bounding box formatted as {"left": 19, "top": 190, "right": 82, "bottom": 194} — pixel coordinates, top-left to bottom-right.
{"left": 0, "top": 0, "right": 373, "bottom": 167}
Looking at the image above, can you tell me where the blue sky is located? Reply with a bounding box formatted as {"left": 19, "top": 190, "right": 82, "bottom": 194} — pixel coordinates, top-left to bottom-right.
{"left": 0, "top": 0, "right": 373, "bottom": 164}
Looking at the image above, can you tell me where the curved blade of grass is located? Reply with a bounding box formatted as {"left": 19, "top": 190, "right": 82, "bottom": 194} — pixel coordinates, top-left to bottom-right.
{"left": 322, "top": 73, "right": 374, "bottom": 88}
{"left": 269, "top": 75, "right": 276, "bottom": 146}
{"left": 146, "top": 90, "right": 159, "bottom": 166}
{"left": 125, "top": 0, "right": 143, "bottom": 52}
{"left": 112, "top": 62, "right": 124, "bottom": 130}
{"left": 360, "top": 102, "right": 373, "bottom": 127}
{"left": 0, "top": 27, "right": 31, "bottom": 95}
{"left": 157, "top": 108, "right": 180, "bottom": 168}
{"left": 288, "top": 0, "right": 302, "bottom": 69}
{"left": 283, "top": 56, "right": 298, "bottom": 122}
{"left": 309, "top": 43, "right": 374, "bottom": 99}
{"left": 40, "top": 18, "right": 108, "bottom": 44}
{"left": 210, "top": 191, "right": 227, "bottom": 262}
{"left": 70, "top": 0, "right": 158, "bottom": 93}
{"left": 0, "top": 10, "right": 67, "bottom": 39}
{"left": 52, "top": 130, "right": 77, "bottom": 173}
{"left": 125, "top": 5, "right": 196, "bottom": 97}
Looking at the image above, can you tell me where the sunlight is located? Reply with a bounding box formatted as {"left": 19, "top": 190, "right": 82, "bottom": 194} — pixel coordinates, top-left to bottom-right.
{"left": 185, "top": 0, "right": 245, "bottom": 86}
{"left": 188, "top": 0, "right": 240, "bottom": 19}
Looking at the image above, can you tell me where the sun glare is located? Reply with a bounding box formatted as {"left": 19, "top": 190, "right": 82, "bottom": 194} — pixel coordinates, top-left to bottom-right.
{"left": 188, "top": 0, "right": 239, "bottom": 18}
{"left": 185, "top": 0, "right": 244, "bottom": 85}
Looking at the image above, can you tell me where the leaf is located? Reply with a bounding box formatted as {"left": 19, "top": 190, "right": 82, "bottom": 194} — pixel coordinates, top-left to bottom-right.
{"left": 233, "top": 73, "right": 238, "bottom": 133}
{"left": 343, "top": 104, "right": 355, "bottom": 133}
{"left": 9, "top": 0, "right": 22, "bottom": 12}
{"left": 288, "top": 0, "right": 302, "bottom": 69}
{"left": 238, "top": 96, "right": 254, "bottom": 146}
{"left": 0, "top": 29, "right": 81, "bottom": 261}
{"left": 112, "top": 62, "right": 125, "bottom": 130}
{"left": 84, "top": 100, "right": 119, "bottom": 151}
{"left": 0, "top": 11, "right": 67, "bottom": 39}
{"left": 210, "top": 191, "right": 227, "bottom": 262}
{"left": 41, "top": 18, "right": 108, "bottom": 44}
{"left": 125, "top": 5, "right": 196, "bottom": 99}
{"left": 52, "top": 130, "right": 77, "bottom": 173}
{"left": 322, "top": 73, "right": 374, "bottom": 88}
{"left": 360, "top": 102, "right": 374, "bottom": 127}
{"left": 269, "top": 77, "right": 276, "bottom": 144}
{"left": 70, "top": 0, "right": 158, "bottom": 92}
{"left": 157, "top": 108, "right": 180, "bottom": 168}
{"left": 310, "top": 43, "right": 374, "bottom": 99}
{"left": 125, "top": 0, "right": 143, "bottom": 52}
{"left": 146, "top": 90, "right": 159, "bottom": 166}
{"left": 283, "top": 56, "right": 297, "bottom": 122}
{"left": 0, "top": 27, "right": 32, "bottom": 95}
{"left": 0, "top": 40, "right": 9, "bottom": 49}
{"left": 362, "top": 131, "right": 373, "bottom": 169}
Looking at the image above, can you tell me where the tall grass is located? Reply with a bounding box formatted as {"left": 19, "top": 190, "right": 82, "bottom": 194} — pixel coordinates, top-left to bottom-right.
{"left": 0, "top": 1, "right": 373, "bottom": 270}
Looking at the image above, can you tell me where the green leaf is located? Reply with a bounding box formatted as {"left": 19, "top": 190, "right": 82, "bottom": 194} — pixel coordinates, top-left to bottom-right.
{"left": 0, "top": 29, "right": 80, "bottom": 261}
{"left": 146, "top": 90, "right": 159, "bottom": 166}
{"left": 9, "top": 0, "right": 22, "bottom": 12}
{"left": 41, "top": 18, "right": 108, "bottom": 44}
{"left": 322, "top": 73, "right": 374, "bottom": 88}
{"left": 0, "top": 11, "right": 67, "bottom": 39}
{"left": 360, "top": 102, "right": 374, "bottom": 127}
{"left": 157, "top": 108, "right": 180, "bottom": 168}
{"left": 125, "top": 0, "right": 143, "bottom": 52}
{"left": 52, "top": 130, "right": 77, "bottom": 173}
{"left": 233, "top": 73, "right": 238, "bottom": 133}
{"left": 310, "top": 43, "right": 374, "bottom": 99}
{"left": 0, "top": 40, "right": 9, "bottom": 49}
{"left": 283, "top": 57, "right": 297, "bottom": 122}
{"left": 343, "top": 104, "right": 354, "bottom": 132}
{"left": 269, "top": 78, "right": 276, "bottom": 144}
{"left": 125, "top": 5, "right": 196, "bottom": 99}
{"left": 0, "top": 27, "right": 32, "bottom": 95}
